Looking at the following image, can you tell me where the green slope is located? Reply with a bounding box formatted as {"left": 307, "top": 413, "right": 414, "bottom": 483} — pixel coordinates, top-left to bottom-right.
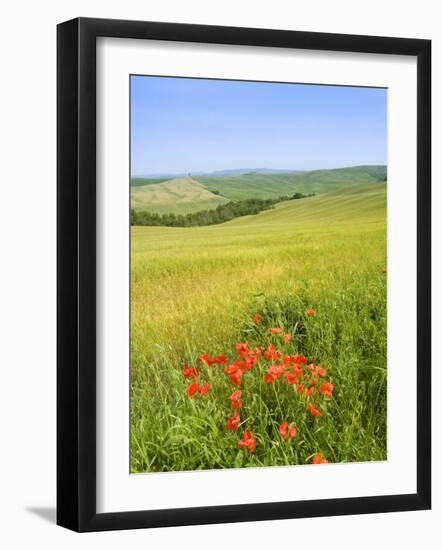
{"left": 131, "top": 177, "right": 171, "bottom": 187}
{"left": 195, "top": 165, "right": 386, "bottom": 201}
{"left": 132, "top": 182, "right": 386, "bottom": 255}
{"left": 131, "top": 176, "right": 229, "bottom": 214}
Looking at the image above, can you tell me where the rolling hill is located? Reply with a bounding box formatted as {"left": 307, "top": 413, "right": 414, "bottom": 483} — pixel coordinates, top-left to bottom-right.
{"left": 131, "top": 165, "right": 386, "bottom": 215}
{"left": 131, "top": 176, "right": 229, "bottom": 215}
{"left": 195, "top": 165, "right": 386, "bottom": 201}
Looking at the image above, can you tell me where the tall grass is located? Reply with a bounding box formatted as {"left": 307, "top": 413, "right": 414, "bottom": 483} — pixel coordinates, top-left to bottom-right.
{"left": 130, "top": 184, "right": 387, "bottom": 472}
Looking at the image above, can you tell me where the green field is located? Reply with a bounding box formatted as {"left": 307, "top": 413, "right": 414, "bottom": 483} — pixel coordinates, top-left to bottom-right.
{"left": 131, "top": 176, "right": 229, "bottom": 214}
{"left": 130, "top": 179, "right": 387, "bottom": 472}
{"left": 131, "top": 165, "right": 386, "bottom": 215}
{"left": 195, "top": 165, "right": 386, "bottom": 201}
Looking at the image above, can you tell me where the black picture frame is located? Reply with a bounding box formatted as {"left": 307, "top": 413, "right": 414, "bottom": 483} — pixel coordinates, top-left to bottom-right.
{"left": 57, "top": 17, "right": 431, "bottom": 532}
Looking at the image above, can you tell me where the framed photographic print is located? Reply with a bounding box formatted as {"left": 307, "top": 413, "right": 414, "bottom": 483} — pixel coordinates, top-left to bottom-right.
{"left": 57, "top": 17, "right": 431, "bottom": 532}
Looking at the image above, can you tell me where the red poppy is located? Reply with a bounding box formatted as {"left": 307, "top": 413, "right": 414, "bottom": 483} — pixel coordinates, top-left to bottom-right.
{"left": 305, "top": 308, "right": 316, "bottom": 316}
{"left": 297, "top": 383, "right": 304, "bottom": 394}
{"left": 308, "top": 402, "right": 322, "bottom": 417}
{"left": 293, "top": 364, "right": 304, "bottom": 377}
{"left": 264, "top": 344, "right": 280, "bottom": 361}
{"left": 249, "top": 347, "right": 262, "bottom": 359}
{"left": 283, "top": 333, "right": 291, "bottom": 342}
{"left": 186, "top": 382, "right": 200, "bottom": 397}
{"left": 285, "top": 373, "right": 298, "bottom": 385}
{"left": 279, "top": 422, "right": 298, "bottom": 440}
{"left": 213, "top": 354, "right": 228, "bottom": 364}
{"left": 182, "top": 366, "right": 199, "bottom": 379}
{"left": 293, "top": 354, "right": 308, "bottom": 364}
{"left": 312, "top": 452, "right": 328, "bottom": 464}
{"left": 199, "top": 353, "right": 210, "bottom": 364}
{"left": 229, "top": 389, "right": 242, "bottom": 409}
{"left": 264, "top": 364, "right": 283, "bottom": 383}
{"left": 236, "top": 342, "right": 249, "bottom": 358}
{"left": 229, "top": 371, "right": 242, "bottom": 386}
{"left": 271, "top": 327, "right": 283, "bottom": 334}
{"left": 305, "top": 386, "right": 315, "bottom": 397}
{"left": 226, "top": 411, "right": 240, "bottom": 431}
{"left": 238, "top": 431, "right": 256, "bottom": 454}
{"left": 199, "top": 382, "right": 211, "bottom": 396}
{"left": 319, "top": 382, "right": 334, "bottom": 398}
{"left": 315, "top": 365, "right": 327, "bottom": 377}
{"left": 254, "top": 313, "right": 262, "bottom": 324}
{"left": 309, "top": 378, "right": 318, "bottom": 386}
{"left": 224, "top": 362, "right": 243, "bottom": 375}
{"left": 244, "top": 356, "right": 256, "bottom": 371}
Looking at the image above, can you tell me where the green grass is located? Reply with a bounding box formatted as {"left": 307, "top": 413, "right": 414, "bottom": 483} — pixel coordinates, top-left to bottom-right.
{"left": 195, "top": 165, "right": 386, "bottom": 201}
{"left": 131, "top": 177, "right": 173, "bottom": 187}
{"left": 130, "top": 181, "right": 387, "bottom": 472}
{"left": 131, "top": 176, "right": 229, "bottom": 214}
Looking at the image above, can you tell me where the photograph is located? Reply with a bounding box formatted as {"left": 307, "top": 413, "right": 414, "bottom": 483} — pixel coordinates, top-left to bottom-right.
{"left": 129, "top": 75, "right": 388, "bottom": 474}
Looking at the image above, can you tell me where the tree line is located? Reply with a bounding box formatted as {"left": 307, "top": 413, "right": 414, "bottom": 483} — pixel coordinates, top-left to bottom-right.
{"left": 131, "top": 193, "right": 313, "bottom": 227}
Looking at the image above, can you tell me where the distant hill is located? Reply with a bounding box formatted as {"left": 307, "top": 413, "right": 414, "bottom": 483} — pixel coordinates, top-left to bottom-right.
{"left": 131, "top": 167, "right": 299, "bottom": 183}
{"left": 131, "top": 176, "right": 229, "bottom": 215}
{"left": 196, "top": 165, "right": 386, "bottom": 201}
{"left": 131, "top": 165, "right": 387, "bottom": 214}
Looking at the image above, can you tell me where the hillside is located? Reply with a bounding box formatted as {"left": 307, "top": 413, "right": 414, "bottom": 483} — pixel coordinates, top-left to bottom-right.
{"left": 131, "top": 165, "right": 386, "bottom": 215}
{"left": 131, "top": 176, "right": 229, "bottom": 215}
{"left": 195, "top": 165, "right": 386, "bottom": 202}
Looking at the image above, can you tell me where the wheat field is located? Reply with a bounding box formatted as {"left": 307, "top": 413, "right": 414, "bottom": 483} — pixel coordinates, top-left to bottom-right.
{"left": 130, "top": 180, "right": 387, "bottom": 473}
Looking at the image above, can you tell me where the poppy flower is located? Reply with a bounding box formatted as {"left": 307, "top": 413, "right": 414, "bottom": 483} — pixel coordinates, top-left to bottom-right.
{"left": 312, "top": 452, "right": 328, "bottom": 464}
{"left": 182, "top": 366, "right": 199, "bottom": 379}
{"left": 186, "top": 382, "right": 200, "bottom": 397}
{"left": 283, "top": 333, "right": 291, "bottom": 342}
{"left": 305, "top": 386, "right": 315, "bottom": 397}
{"left": 293, "top": 364, "right": 304, "bottom": 377}
{"left": 279, "top": 422, "right": 297, "bottom": 440}
{"left": 254, "top": 313, "right": 262, "bottom": 324}
{"left": 297, "top": 383, "right": 304, "bottom": 394}
{"left": 238, "top": 431, "right": 256, "bottom": 454}
{"left": 229, "top": 389, "right": 242, "bottom": 409}
{"left": 226, "top": 411, "right": 240, "bottom": 431}
{"left": 315, "top": 365, "right": 327, "bottom": 377}
{"left": 199, "top": 382, "right": 211, "bottom": 396}
{"left": 264, "top": 364, "right": 283, "bottom": 383}
{"left": 213, "top": 355, "right": 228, "bottom": 364}
{"left": 305, "top": 308, "right": 316, "bottom": 316}
{"left": 293, "top": 354, "right": 308, "bottom": 364}
{"left": 229, "top": 371, "right": 242, "bottom": 386}
{"left": 224, "top": 362, "right": 242, "bottom": 375}
{"left": 285, "top": 373, "right": 298, "bottom": 385}
{"left": 309, "top": 378, "right": 318, "bottom": 386}
{"left": 264, "top": 344, "right": 280, "bottom": 361}
{"left": 271, "top": 327, "right": 283, "bottom": 334}
{"left": 308, "top": 402, "right": 322, "bottom": 417}
{"left": 319, "top": 382, "right": 334, "bottom": 398}
{"left": 249, "top": 347, "right": 262, "bottom": 359}
{"left": 199, "top": 353, "right": 210, "bottom": 364}
{"left": 236, "top": 342, "right": 249, "bottom": 358}
{"left": 244, "top": 356, "right": 256, "bottom": 371}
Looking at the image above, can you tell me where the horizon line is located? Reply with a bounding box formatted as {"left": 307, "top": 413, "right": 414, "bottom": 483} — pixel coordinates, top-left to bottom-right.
{"left": 131, "top": 163, "right": 387, "bottom": 179}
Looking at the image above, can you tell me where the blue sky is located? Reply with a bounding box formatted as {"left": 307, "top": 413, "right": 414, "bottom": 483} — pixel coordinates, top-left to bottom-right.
{"left": 131, "top": 76, "right": 387, "bottom": 176}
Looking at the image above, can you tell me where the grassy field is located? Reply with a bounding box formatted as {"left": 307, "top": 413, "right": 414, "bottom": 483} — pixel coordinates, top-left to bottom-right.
{"left": 195, "top": 165, "right": 386, "bottom": 201}
{"left": 130, "top": 180, "right": 387, "bottom": 473}
{"left": 130, "top": 165, "right": 386, "bottom": 214}
{"left": 131, "top": 176, "right": 229, "bottom": 214}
